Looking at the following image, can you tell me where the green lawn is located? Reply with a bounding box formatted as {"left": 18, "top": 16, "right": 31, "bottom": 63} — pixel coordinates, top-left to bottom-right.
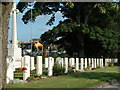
{"left": 6, "top": 66, "right": 120, "bottom": 88}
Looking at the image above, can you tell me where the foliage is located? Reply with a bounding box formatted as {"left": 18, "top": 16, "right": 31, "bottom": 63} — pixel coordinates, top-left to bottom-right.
{"left": 27, "top": 74, "right": 47, "bottom": 81}
{"left": 53, "top": 63, "right": 65, "bottom": 76}
{"left": 27, "top": 76, "right": 37, "bottom": 81}
{"left": 17, "top": 2, "right": 120, "bottom": 57}
{"left": 107, "top": 62, "right": 114, "bottom": 66}
{"left": 68, "top": 68, "right": 74, "bottom": 74}
{"left": 81, "top": 24, "right": 119, "bottom": 57}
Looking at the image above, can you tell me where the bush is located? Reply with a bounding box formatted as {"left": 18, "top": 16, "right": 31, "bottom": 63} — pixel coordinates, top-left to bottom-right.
{"left": 27, "top": 76, "right": 37, "bottom": 81}
{"left": 96, "top": 65, "right": 100, "bottom": 68}
{"left": 107, "top": 62, "right": 114, "bottom": 66}
{"left": 53, "top": 63, "right": 65, "bottom": 76}
{"left": 68, "top": 68, "right": 74, "bottom": 74}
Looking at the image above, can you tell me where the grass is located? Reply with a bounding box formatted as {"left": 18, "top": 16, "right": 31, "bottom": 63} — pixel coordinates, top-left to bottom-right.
{"left": 6, "top": 66, "right": 120, "bottom": 88}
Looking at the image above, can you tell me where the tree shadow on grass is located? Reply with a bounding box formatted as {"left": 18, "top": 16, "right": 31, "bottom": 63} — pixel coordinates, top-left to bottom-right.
{"left": 68, "top": 72, "right": 120, "bottom": 82}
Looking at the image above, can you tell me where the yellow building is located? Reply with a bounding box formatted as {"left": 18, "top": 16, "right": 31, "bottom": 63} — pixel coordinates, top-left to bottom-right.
{"left": 34, "top": 42, "right": 43, "bottom": 52}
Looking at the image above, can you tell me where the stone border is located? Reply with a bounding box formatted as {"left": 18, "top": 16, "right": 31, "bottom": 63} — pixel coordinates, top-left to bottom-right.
{"left": 92, "top": 78, "right": 120, "bottom": 88}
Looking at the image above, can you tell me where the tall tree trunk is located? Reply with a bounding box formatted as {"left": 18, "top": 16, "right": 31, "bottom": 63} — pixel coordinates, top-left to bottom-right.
{"left": 77, "top": 33, "right": 84, "bottom": 57}
{"left": 77, "top": 6, "right": 91, "bottom": 57}
{"left": 0, "top": 2, "right": 12, "bottom": 89}
{"left": 76, "top": 3, "right": 85, "bottom": 57}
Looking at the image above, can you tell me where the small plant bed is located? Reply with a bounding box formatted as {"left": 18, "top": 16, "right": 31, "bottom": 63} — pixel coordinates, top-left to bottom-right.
{"left": 107, "top": 62, "right": 114, "bottom": 67}
{"left": 7, "top": 66, "right": 120, "bottom": 88}
{"left": 53, "top": 63, "right": 66, "bottom": 76}
{"left": 27, "top": 75, "right": 48, "bottom": 82}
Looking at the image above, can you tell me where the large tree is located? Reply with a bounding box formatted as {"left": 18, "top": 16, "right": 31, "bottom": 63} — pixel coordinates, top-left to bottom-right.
{"left": 39, "top": 2, "right": 120, "bottom": 57}
{"left": 17, "top": 2, "right": 120, "bottom": 57}
{"left": 0, "top": 2, "right": 13, "bottom": 89}
{"left": 17, "top": 2, "right": 97, "bottom": 56}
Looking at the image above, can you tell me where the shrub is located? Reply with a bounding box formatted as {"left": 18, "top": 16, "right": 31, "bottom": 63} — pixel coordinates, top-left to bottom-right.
{"left": 53, "top": 63, "right": 65, "bottom": 76}
{"left": 96, "top": 65, "right": 100, "bottom": 68}
{"left": 107, "top": 62, "right": 114, "bottom": 66}
{"left": 68, "top": 68, "right": 74, "bottom": 74}
{"left": 27, "top": 76, "right": 37, "bottom": 81}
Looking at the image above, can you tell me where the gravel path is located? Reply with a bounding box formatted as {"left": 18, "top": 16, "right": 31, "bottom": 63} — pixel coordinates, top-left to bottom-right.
{"left": 92, "top": 78, "right": 120, "bottom": 89}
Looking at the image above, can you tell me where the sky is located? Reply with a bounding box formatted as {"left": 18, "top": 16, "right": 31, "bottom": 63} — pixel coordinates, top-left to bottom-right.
{"left": 8, "top": 10, "right": 65, "bottom": 42}
{"left": 8, "top": 0, "right": 66, "bottom": 42}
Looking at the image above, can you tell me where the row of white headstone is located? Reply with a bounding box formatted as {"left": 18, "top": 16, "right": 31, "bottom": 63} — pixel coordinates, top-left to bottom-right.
{"left": 6, "top": 56, "right": 117, "bottom": 83}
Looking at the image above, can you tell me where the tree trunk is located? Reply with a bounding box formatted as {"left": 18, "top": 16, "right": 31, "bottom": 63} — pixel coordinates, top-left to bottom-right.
{"left": 77, "top": 33, "right": 84, "bottom": 57}
{"left": 77, "top": 9, "right": 91, "bottom": 57}
{"left": 0, "top": 2, "right": 13, "bottom": 89}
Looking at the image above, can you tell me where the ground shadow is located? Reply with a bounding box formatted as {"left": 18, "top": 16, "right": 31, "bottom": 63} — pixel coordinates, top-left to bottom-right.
{"left": 68, "top": 71, "right": 120, "bottom": 82}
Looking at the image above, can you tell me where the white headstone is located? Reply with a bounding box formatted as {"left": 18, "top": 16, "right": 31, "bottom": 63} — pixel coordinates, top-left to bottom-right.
{"left": 61, "top": 58, "right": 64, "bottom": 67}
{"left": 85, "top": 58, "right": 87, "bottom": 69}
{"left": 88, "top": 58, "right": 91, "bottom": 67}
{"left": 36, "top": 56, "right": 42, "bottom": 75}
{"left": 69, "top": 58, "right": 75, "bottom": 67}
{"left": 105, "top": 58, "right": 108, "bottom": 66}
{"left": 91, "top": 58, "right": 94, "bottom": 68}
{"left": 30, "top": 57, "right": 35, "bottom": 71}
{"left": 94, "top": 58, "right": 96, "bottom": 68}
{"left": 56, "top": 57, "right": 62, "bottom": 67}
{"left": 65, "top": 57, "right": 68, "bottom": 73}
{"left": 99, "top": 58, "right": 102, "bottom": 67}
{"left": 101, "top": 58, "right": 104, "bottom": 67}
{"left": 24, "top": 56, "right": 30, "bottom": 77}
{"left": 97, "top": 58, "right": 99, "bottom": 67}
{"left": 45, "top": 58, "right": 48, "bottom": 68}
{"left": 112, "top": 58, "right": 118, "bottom": 63}
{"left": 23, "top": 71, "right": 28, "bottom": 81}
{"left": 48, "top": 57, "right": 53, "bottom": 76}
{"left": 52, "top": 57, "right": 54, "bottom": 67}
{"left": 109, "top": 58, "right": 112, "bottom": 62}
{"left": 75, "top": 58, "right": 79, "bottom": 71}
{"left": 80, "top": 58, "right": 84, "bottom": 71}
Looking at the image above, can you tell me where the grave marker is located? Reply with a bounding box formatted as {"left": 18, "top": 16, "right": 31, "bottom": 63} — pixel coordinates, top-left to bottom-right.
{"left": 75, "top": 58, "right": 79, "bottom": 71}
{"left": 80, "top": 58, "right": 84, "bottom": 71}
{"left": 85, "top": 58, "right": 87, "bottom": 69}
{"left": 30, "top": 57, "right": 35, "bottom": 71}
{"left": 48, "top": 57, "right": 53, "bottom": 76}
{"left": 36, "top": 56, "right": 42, "bottom": 75}
{"left": 45, "top": 58, "right": 48, "bottom": 68}
{"left": 23, "top": 56, "right": 30, "bottom": 80}
{"left": 65, "top": 57, "right": 68, "bottom": 73}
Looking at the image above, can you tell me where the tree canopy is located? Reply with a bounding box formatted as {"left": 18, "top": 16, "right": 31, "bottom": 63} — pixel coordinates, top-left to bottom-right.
{"left": 17, "top": 2, "right": 120, "bottom": 57}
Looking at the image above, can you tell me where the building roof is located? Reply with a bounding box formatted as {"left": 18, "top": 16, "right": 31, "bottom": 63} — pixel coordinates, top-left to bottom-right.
{"left": 35, "top": 42, "right": 43, "bottom": 47}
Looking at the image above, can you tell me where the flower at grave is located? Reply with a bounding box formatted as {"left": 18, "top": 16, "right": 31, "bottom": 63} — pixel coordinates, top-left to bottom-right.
{"left": 22, "top": 67, "right": 27, "bottom": 71}
{"left": 22, "top": 67, "right": 27, "bottom": 73}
